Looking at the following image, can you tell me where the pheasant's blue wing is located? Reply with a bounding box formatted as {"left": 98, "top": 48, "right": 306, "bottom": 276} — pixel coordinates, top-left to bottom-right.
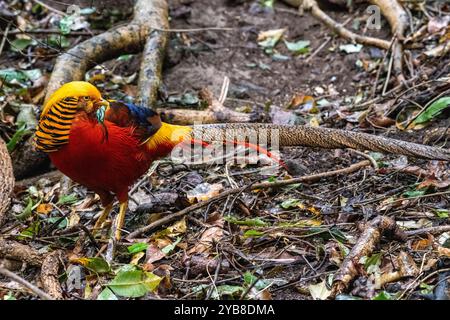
{"left": 104, "top": 101, "right": 162, "bottom": 142}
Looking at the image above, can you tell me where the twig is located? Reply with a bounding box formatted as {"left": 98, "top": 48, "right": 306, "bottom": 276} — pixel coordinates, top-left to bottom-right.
{"left": 371, "top": 35, "right": 396, "bottom": 99}
{"left": 0, "top": 22, "right": 11, "bottom": 56}
{"left": 301, "top": 0, "right": 390, "bottom": 50}
{"left": 349, "top": 149, "right": 379, "bottom": 169}
{"left": 0, "top": 29, "right": 102, "bottom": 36}
{"left": 126, "top": 160, "right": 371, "bottom": 239}
{"left": 32, "top": 0, "right": 66, "bottom": 16}
{"left": 0, "top": 266, "right": 54, "bottom": 300}
{"left": 405, "top": 226, "right": 450, "bottom": 237}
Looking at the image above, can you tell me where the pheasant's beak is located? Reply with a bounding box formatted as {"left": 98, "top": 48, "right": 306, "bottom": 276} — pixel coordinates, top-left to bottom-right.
{"left": 95, "top": 98, "right": 110, "bottom": 109}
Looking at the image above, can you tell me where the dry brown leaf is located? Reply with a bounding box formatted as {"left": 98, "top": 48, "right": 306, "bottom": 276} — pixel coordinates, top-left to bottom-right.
{"left": 146, "top": 242, "right": 166, "bottom": 264}
{"left": 36, "top": 203, "right": 52, "bottom": 215}
{"left": 187, "top": 226, "right": 224, "bottom": 255}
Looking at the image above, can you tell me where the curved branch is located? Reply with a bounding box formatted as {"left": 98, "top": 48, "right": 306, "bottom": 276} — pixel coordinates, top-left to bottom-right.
{"left": 301, "top": 0, "right": 390, "bottom": 50}
{"left": 45, "top": 0, "right": 169, "bottom": 102}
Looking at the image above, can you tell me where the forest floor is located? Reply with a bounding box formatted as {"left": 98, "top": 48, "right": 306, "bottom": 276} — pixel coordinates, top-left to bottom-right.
{"left": 0, "top": 0, "right": 449, "bottom": 300}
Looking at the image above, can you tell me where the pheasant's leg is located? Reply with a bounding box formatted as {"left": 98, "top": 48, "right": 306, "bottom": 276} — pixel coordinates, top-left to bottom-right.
{"left": 106, "top": 201, "right": 128, "bottom": 262}
{"left": 113, "top": 201, "right": 128, "bottom": 241}
{"left": 93, "top": 202, "right": 113, "bottom": 231}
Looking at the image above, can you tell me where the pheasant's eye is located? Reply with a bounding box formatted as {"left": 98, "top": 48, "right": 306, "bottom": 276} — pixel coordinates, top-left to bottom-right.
{"left": 83, "top": 96, "right": 91, "bottom": 100}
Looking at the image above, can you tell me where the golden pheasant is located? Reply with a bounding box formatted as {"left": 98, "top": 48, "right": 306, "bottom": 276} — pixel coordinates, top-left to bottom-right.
{"left": 35, "top": 81, "right": 450, "bottom": 258}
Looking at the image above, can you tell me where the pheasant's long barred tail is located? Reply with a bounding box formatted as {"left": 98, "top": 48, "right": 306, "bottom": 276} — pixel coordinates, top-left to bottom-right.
{"left": 34, "top": 97, "right": 79, "bottom": 152}
{"left": 191, "top": 124, "right": 450, "bottom": 161}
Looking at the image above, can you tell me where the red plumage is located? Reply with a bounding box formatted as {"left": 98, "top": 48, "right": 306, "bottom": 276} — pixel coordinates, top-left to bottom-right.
{"left": 49, "top": 113, "right": 154, "bottom": 205}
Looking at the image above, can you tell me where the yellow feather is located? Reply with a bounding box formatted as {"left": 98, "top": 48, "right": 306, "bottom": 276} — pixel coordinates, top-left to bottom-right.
{"left": 41, "top": 81, "right": 102, "bottom": 119}
{"left": 145, "top": 122, "right": 192, "bottom": 150}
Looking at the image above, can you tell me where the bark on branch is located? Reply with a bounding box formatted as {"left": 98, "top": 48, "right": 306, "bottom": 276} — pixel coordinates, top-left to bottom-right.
{"left": 0, "top": 138, "right": 14, "bottom": 226}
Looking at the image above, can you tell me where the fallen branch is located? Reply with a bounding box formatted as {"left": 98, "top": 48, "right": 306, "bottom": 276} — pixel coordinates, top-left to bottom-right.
{"left": 284, "top": 0, "right": 407, "bottom": 82}
{"left": 126, "top": 160, "right": 371, "bottom": 239}
{"left": 158, "top": 87, "right": 252, "bottom": 125}
{"left": 0, "top": 138, "right": 14, "bottom": 226}
{"left": 405, "top": 225, "right": 450, "bottom": 237}
{"left": 40, "top": 250, "right": 64, "bottom": 299}
{"left": 0, "top": 239, "right": 43, "bottom": 267}
{"left": 300, "top": 0, "right": 390, "bottom": 50}
{"left": 0, "top": 266, "right": 53, "bottom": 300}
{"left": 331, "top": 216, "right": 407, "bottom": 296}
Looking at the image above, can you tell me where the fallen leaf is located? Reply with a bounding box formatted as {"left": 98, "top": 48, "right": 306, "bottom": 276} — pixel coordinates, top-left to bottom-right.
{"left": 309, "top": 280, "right": 331, "bottom": 300}
{"left": 339, "top": 44, "right": 363, "bottom": 54}
{"left": 36, "top": 203, "right": 52, "bottom": 215}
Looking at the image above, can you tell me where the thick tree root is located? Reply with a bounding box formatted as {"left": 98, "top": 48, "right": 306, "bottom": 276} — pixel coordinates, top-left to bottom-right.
{"left": 45, "top": 0, "right": 169, "bottom": 101}
{"left": 0, "top": 138, "right": 14, "bottom": 225}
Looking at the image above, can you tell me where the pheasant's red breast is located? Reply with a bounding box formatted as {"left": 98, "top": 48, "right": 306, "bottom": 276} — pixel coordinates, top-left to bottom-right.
{"left": 49, "top": 113, "right": 154, "bottom": 203}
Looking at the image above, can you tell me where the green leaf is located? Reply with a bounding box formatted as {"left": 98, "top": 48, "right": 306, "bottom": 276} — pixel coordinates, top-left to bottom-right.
{"left": 243, "top": 230, "right": 264, "bottom": 238}
{"left": 434, "top": 209, "right": 449, "bottom": 219}
{"left": 22, "top": 69, "right": 42, "bottom": 81}
{"left": 372, "top": 291, "right": 392, "bottom": 300}
{"left": 224, "top": 216, "right": 268, "bottom": 227}
{"left": 7, "top": 124, "right": 30, "bottom": 152}
{"left": 161, "top": 237, "right": 182, "bottom": 255}
{"left": 57, "top": 194, "right": 78, "bottom": 205}
{"left": 97, "top": 287, "right": 118, "bottom": 300}
{"left": 280, "top": 199, "right": 302, "bottom": 209}
{"left": 10, "top": 38, "right": 37, "bottom": 52}
{"left": 419, "top": 282, "right": 434, "bottom": 295}
{"left": 15, "top": 197, "right": 34, "bottom": 221}
{"left": 402, "top": 190, "right": 426, "bottom": 198}
{"left": 127, "top": 242, "right": 149, "bottom": 254}
{"left": 18, "top": 220, "right": 40, "bottom": 239}
{"left": 59, "top": 15, "right": 75, "bottom": 35}
{"left": 243, "top": 271, "right": 268, "bottom": 290}
{"left": 267, "top": 176, "right": 277, "bottom": 183}
{"left": 46, "top": 216, "right": 68, "bottom": 229}
{"left": 259, "top": 0, "right": 275, "bottom": 8}
{"left": 284, "top": 40, "right": 310, "bottom": 54}
{"left": 413, "top": 97, "right": 450, "bottom": 125}
{"left": 339, "top": 44, "right": 363, "bottom": 54}
{"left": 75, "top": 257, "right": 110, "bottom": 274}
{"left": 272, "top": 53, "right": 290, "bottom": 61}
{"left": 80, "top": 7, "right": 96, "bottom": 15}
{"left": 0, "top": 69, "right": 29, "bottom": 83}
{"left": 108, "top": 270, "right": 162, "bottom": 298}
{"left": 47, "top": 35, "right": 70, "bottom": 48}
{"left": 216, "top": 285, "right": 244, "bottom": 298}
{"left": 364, "top": 252, "right": 382, "bottom": 270}
{"left": 3, "top": 292, "right": 16, "bottom": 300}
{"left": 117, "top": 54, "right": 134, "bottom": 62}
